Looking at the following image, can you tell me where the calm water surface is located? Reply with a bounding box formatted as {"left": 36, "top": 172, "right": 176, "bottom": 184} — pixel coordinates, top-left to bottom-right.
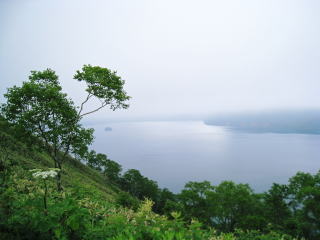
{"left": 90, "top": 121, "right": 320, "bottom": 193}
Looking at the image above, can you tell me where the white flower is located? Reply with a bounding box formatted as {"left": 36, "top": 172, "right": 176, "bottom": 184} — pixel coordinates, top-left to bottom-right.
{"left": 30, "top": 168, "right": 59, "bottom": 179}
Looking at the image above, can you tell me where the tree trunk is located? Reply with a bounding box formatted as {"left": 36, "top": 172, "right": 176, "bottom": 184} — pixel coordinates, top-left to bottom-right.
{"left": 43, "top": 180, "right": 48, "bottom": 213}
{"left": 56, "top": 161, "right": 63, "bottom": 191}
{"left": 53, "top": 154, "right": 63, "bottom": 191}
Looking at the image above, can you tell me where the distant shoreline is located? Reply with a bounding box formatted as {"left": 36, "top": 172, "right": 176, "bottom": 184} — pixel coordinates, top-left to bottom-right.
{"left": 204, "top": 110, "right": 320, "bottom": 135}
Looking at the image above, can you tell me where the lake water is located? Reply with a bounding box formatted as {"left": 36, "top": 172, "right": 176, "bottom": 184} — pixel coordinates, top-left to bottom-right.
{"left": 90, "top": 121, "right": 320, "bottom": 193}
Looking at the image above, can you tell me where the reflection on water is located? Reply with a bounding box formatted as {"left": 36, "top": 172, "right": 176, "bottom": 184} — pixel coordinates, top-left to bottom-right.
{"left": 90, "top": 121, "right": 320, "bottom": 193}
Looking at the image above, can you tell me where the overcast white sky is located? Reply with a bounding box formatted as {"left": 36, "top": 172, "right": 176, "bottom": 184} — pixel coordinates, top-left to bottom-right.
{"left": 1, "top": 0, "right": 320, "bottom": 121}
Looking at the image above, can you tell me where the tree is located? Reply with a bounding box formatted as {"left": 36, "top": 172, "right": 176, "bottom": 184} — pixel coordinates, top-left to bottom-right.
{"left": 102, "top": 158, "right": 122, "bottom": 183}
{"left": 178, "top": 181, "right": 214, "bottom": 224}
{"left": 85, "top": 150, "right": 105, "bottom": 171}
{"left": 1, "top": 70, "right": 93, "bottom": 190}
{"left": 1, "top": 65, "right": 130, "bottom": 190}
{"left": 264, "top": 183, "right": 292, "bottom": 231}
{"left": 74, "top": 64, "right": 130, "bottom": 117}
{"left": 120, "top": 169, "right": 159, "bottom": 202}
{"left": 154, "top": 188, "right": 176, "bottom": 214}
{"left": 287, "top": 171, "right": 320, "bottom": 240}
{"left": 207, "top": 181, "right": 257, "bottom": 232}
{"left": 85, "top": 150, "right": 122, "bottom": 183}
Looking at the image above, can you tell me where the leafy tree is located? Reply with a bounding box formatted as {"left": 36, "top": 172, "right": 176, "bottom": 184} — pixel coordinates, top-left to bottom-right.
{"left": 236, "top": 193, "right": 267, "bottom": 231}
{"left": 85, "top": 150, "right": 106, "bottom": 171}
{"left": 85, "top": 150, "right": 122, "bottom": 183}
{"left": 154, "top": 188, "right": 176, "bottom": 214}
{"left": 120, "top": 169, "right": 159, "bottom": 202}
{"left": 178, "top": 181, "right": 214, "bottom": 224}
{"left": 1, "top": 65, "right": 130, "bottom": 190}
{"left": 287, "top": 171, "right": 320, "bottom": 240}
{"left": 74, "top": 64, "right": 130, "bottom": 117}
{"left": 264, "top": 183, "right": 292, "bottom": 231}
{"left": 102, "top": 158, "right": 122, "bottom": 183}
{"left": 1, "top": 69, "right": 93, "bottom": 190}
{"left": 207, "top": 181, "right": 257, "bottom": 232}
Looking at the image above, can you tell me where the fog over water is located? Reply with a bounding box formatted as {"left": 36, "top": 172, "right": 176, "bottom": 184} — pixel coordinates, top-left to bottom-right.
{"left": 90, "top": 121, "right": 320, "bottom": 193}
{"left": 1, "top": 0, "right": 320, "bottom": 120}
{"left": 1, "top": 1, "right": 320, "bottom": 192}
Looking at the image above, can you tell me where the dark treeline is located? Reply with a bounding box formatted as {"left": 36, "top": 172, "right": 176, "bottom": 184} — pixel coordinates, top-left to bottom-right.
{"left": 83, "top": 151, "right": 320, "bottom": 240}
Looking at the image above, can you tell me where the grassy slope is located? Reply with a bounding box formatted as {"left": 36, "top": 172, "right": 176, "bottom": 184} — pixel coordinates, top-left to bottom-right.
{"left": 0, "top": 119, "right": 120, "bottom": 202}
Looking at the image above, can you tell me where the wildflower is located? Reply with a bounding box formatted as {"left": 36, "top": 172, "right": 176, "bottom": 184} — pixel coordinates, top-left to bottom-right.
{"left": 30, "top": 168, "right": 60, "bottom": 179}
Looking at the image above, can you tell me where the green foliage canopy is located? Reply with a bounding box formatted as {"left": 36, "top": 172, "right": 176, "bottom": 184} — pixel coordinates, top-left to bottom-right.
{"left": 120, "top": 169, "right": 159, "bottom": 202}
{"left": 1, "top": 69, "right": 94, "bottom": 160}
{"left": 74, "top": 65, "right": 130, "bottom": 117}
{"left": 1, "top": 65, "right": 130, "bottom": 190}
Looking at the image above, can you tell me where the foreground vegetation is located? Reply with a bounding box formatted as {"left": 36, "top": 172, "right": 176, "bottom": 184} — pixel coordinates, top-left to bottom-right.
{"left": 1, "top": 66, "right": 318, "bottom": 239}
{"left": 1, "top": 119, "right": 305, "bottom": 240}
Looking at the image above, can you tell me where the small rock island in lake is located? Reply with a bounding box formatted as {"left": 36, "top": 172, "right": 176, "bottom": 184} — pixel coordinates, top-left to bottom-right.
{"left": 104, "top": 127, "right": 112, "bottom": 131}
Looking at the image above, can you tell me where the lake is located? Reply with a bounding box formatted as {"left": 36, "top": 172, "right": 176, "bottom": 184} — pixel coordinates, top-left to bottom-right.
{"left": 90, "top": 121, "right": 320, "bottom": 193}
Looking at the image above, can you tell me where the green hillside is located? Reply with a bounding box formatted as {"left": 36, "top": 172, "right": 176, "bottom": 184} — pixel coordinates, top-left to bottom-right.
{"left": 0, "top": 118, "right": 119, "bottom": 202}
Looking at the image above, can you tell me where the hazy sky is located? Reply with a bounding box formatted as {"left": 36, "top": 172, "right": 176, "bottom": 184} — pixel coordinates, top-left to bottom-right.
{"left": 1, "top": 0, "right": 320, "bottom": 121}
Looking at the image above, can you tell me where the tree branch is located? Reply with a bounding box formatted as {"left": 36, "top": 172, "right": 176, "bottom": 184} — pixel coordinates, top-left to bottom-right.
{"left": 37, "top": 123, "right": 53, "bottom": 156}
{"left": 79, "top": 102, "right": 108, "bottom": 117}
{"left": 77, "top": 93, "right": 92, "bottom": 117}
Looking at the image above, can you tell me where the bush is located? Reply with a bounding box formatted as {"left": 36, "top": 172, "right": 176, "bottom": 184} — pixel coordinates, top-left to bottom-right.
{"left": 115, "top": 191, "right": 139, "bottom": 210}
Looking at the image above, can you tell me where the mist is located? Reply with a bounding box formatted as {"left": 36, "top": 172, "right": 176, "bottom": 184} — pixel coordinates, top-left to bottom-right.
{"left": 1, "top": 0, "right": 320, "bottom": 121}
